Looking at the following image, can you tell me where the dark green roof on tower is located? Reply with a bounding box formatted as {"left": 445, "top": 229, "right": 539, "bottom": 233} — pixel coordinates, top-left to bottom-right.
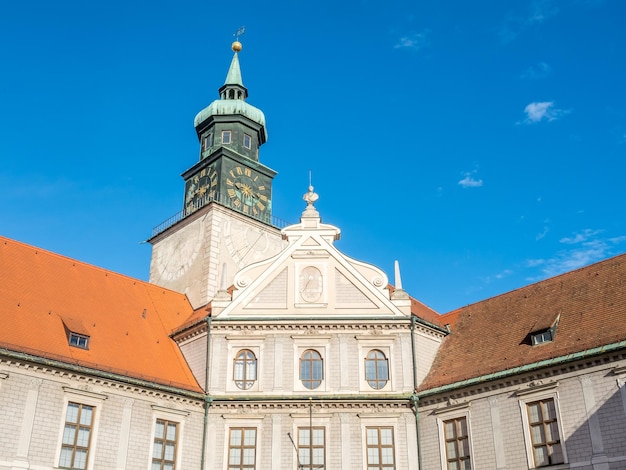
{"left": 193, "top": 41, "right": 267, "bottom": 144}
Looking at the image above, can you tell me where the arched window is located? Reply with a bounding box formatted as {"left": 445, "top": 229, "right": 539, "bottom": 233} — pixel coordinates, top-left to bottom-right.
{"left": 300, "top": 349, "right": 323, "bottom": 389}
{"left": 233, "top": 349, "right": 257, "bottom": 390}
{"left": 365, "top": 349, "right": 389, "bottom": 389}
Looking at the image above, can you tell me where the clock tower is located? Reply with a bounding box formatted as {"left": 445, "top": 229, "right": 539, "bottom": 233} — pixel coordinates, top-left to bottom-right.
{"left": 148, "top": 40, "right": 285, "bottom": 308}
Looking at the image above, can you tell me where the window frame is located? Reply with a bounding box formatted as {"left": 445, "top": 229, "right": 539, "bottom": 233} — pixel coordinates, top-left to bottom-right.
{"left": 531, "top": 329, "right": 554, "bottom": 346}
{"left": 227, "top": 427, "right": 257, "bottom": 470}
{"left": 365, "top": 349, "right": 390, "bottom": 390}
{"left": 68, "top": 332, "right": 90, "bottom": 349}
{"left": 356, "top": 338, "right": 395, "bottom": 392}
{"left": 55, "top": 388, "right": 106, "bottom": 470}
{"left": 299, "top": 349, "right": 324, "bottom": 390}
{"left": 225, "top": 339, "right": 263, "bottom": 393}
{"left": 442, "top": 416, "right": 472, "bottom": 470}
{"left": 297, "top": 426, "right": 325, "bottom": 470}
{"left": 151, "top": 419, "right": 179, "bottom": 470}
{"left": 149, "top": 406, "right": 188, "bottom": 470}
{"left": 59, "top": 402, "right": 95, "bottom": 469}
{"left": 243, "top": 133, "right": 252, "bottom": 149}
{"left": 222, "top": 130, "right": 232, "bottom": 145}
{"left": 518, "top": 387, "right": 568, "bottom": 468}
{"left": 435, "top": 406, "right": 474, "bottom": 470}
{"left": 202, "top": 134, "right": 211, "bottom": 152}
{"left": 365, "top": 426, "right": 396, "bottom": 470}
{"left": 233, "top": 349, "right": 258, "bottom": 390}
{"left": 292, "top": 337, "right": 330, "bottom": 393}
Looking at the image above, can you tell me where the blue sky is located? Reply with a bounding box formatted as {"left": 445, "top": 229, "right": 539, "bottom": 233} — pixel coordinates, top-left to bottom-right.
{"left": 1, "top": 0, "right": 624, "bottom": 313}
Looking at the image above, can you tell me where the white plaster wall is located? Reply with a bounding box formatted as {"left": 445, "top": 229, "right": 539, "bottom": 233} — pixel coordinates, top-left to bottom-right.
{"left": 418, "top": 360, "right": 626, "bottom": 470}
{"left": 0, "top": 361, "right": 204, "bottom": 470}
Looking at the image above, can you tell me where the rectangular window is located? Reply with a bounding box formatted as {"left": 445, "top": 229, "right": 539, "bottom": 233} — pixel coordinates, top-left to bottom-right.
{"left": 298, "top": 427, "right": 325, "bottom": 470}
{"left": 228, "top": 427, "right": 256, "bottom": 470}
{"left": 531, "top": 329, "right": 553, "bottom": 345}
{"left": 202, "top": 134, "right": 211, "bottom": 151}
{"left": 68, "top": 332, "right": 89, "bottom": 349}
{"left": 222, "top": 130, "right": 232, "bottom": 144}
{"left": 59, "top": 402, "right": 94, "bottom": 470}
{"left": 443, "top": 417, "right": 471, "bottom": 470}
{"left": 526, "top": 398, "right": 564, "bottom": 467}
{"left": 366, "top": 426, "right": 396, "bottom": 470}
{"left": 243, "top": 133, "right": 252, "bottom": 149}
{"left": 152, "top": 419, "right": 178, "bottom": 470}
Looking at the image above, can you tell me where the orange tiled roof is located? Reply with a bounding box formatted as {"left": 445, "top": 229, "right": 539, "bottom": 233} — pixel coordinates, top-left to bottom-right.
{"left": 0, "top": 236, "right": 202, "bottom": 393}
{"left": 410, "top": 296, "right": 443, "bottom": 326}
{"left": 419, "top": 253, "right": 626, "bottom": 392}
{"left": 387, "top": 285, "right": 443, "bottom": 326}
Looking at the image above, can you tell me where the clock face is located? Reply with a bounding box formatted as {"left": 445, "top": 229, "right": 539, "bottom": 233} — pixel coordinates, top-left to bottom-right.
{"left": 185, "top": 165, "right": 219, "bottom": 214}
{"left": 225, "top": 165, "right": 270, "bottom": 217}
{"left": 299, "top": 266, "right": 323, "bottom": 303}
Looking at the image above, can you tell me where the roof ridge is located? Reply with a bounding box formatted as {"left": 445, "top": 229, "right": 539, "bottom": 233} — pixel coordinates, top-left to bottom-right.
{"left": 0, "top": 235, "right": 184, "bottom": 296}
{"left": 440, "top": 251, "right": 626, "bottom": 314}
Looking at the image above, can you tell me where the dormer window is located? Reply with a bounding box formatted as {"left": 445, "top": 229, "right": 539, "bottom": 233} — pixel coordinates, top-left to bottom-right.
{"left": 222, "top": 130, "right": 232, "bottom": 144}
{"left": 529, "top": 314, "right": 559, "bottom": 346}
{"left": 531, "top": 329, "right": 554, "bottom": 345}
{"left": 68, "top": 332, "right": 89, "bottom": 349}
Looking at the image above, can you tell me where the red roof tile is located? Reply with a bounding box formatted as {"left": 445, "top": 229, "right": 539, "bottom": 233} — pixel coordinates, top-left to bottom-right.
{"left": 0, "top": 236, "right": 202, "bottom": 393}
{"left": 420, "top": 253, "right": 626, "bottom": 392}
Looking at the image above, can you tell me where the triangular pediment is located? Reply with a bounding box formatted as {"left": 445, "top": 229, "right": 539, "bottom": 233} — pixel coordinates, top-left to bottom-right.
{"left": 212, "top": 212, "right": 409, "bottom": 319}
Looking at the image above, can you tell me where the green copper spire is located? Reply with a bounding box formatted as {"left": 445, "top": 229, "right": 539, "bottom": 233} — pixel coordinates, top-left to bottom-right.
{"left": 193, "top": 39, "right": 267, "bottom": 147}
{"left": 223, "top": 50, "right": 244, "bottom": 88}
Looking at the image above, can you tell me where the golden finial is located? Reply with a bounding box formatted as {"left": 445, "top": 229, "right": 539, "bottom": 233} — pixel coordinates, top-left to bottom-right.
{"left": 232, "top": 26, "right": 245, "bottom": 52}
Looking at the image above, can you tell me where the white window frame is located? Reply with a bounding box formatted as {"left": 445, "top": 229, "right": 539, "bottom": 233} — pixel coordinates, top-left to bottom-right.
{"left": 225, "top": 336, "right": 265, "bottom": 393}
{"left": 356, "top": 336, "right": 396, "bottom": 392}
{"left": 222, "top": 130, "right": 232, "bottom": 144}
{"left": 435, "top": 404, "right": 474, "bottom": 470}
{"left": 292, "top": 337, "right": 331, "bottom": 393}
{"left": 202, "top": 134, "right": 211, "bottom": 152}
{"left": 55, "top": 388, "right": 107, "bottom": 470}
{"left": 148, "top": 405, "right": 189, "bottom": 470}
{"left": 517, "top": 386, "right": 568, "bottom": 468}
{"left": 243, "top": 133, "right": 252, "bottom": 149}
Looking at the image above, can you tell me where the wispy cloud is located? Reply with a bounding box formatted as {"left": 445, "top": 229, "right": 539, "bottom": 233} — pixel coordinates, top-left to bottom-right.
{"left": 458, "top": 171, "right": 483, "bottom": 188}
{"left": 529, "top": 0, "right": 560, "bottom": 23}
{"left": 394, "top": 30, "right": 430, "bottom": 51}
{"left": 499, "top": 0, "right": 560, "bottom": 43}
{"left": 536, "top": 226, "right": 549, "bottom": 240}
{"left": 518, "top": 101, "right": 570, "bottom": 124}
{"left": 526, "top": 229, "right": 626, "bottom": 280}
{"left": 521, "top": 62, "right": 552, "bottom": 79}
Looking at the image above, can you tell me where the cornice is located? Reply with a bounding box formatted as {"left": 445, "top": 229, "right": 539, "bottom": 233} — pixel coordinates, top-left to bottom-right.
{"left": 0, "top": 353, "right": 205, "bottom": 406}
{"left": 419, "top": 350, "right": 626, "bottom": 407}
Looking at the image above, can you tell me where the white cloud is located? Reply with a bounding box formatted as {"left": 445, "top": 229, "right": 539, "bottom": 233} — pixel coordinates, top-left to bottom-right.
{"left": 559, "top": 228, "right": 602, "bottom": 244}
{"left": 536, "top": 226, "right": 549, "bottom": 240}
{"left": 394, "top": 30, "right": 430, "bottom": 51}
{"left": 526, "top": 258, "right": 545, "bottom": 268}
{"left": 458, "top": 171, "right": 483, "bottom": 188}
{"left": 521, "top": 62, "right": 552, "bottom": 79}
{"left": 499, "top": 1, "right": 559, "bottom": 43}
{"left": 519, "top": 101, "right": 569, "bottom": 124}
{"left": 526, "top": 229, "right": 626, "bottom": 280}
{"left": 528, "top": 0, "right": 560, "bottom": 23}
